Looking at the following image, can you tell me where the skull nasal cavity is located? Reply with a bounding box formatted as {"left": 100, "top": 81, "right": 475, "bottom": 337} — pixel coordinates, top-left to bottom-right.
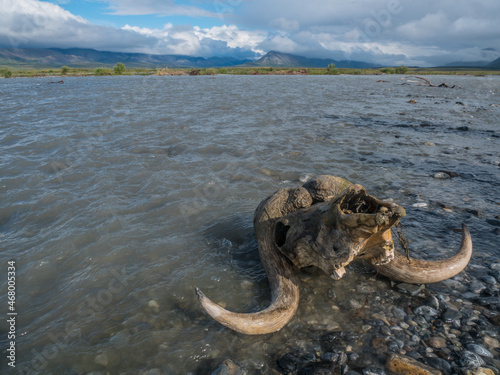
{"left": 274, "top": 222, "right": 290, "bottom": 247}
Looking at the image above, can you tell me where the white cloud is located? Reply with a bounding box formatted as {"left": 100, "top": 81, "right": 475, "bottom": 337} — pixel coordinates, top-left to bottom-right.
{"left": 0, "top": 0, "right": 154, "bottom": 51}
{"left": 121, "top": 23, "right": 265, "bottom": 57}
{"left": 1, "top": 0, "right": 500, "bottom": 65}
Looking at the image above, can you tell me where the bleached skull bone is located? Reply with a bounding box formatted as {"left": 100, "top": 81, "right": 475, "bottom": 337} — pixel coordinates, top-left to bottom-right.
{"left": 196, "top": 175, "right": 472, "bottom": 335}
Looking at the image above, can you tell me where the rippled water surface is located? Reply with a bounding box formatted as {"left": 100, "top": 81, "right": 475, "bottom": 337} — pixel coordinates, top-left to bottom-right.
{"left": 1, "top": 75, "right": 499, "bottom": 374}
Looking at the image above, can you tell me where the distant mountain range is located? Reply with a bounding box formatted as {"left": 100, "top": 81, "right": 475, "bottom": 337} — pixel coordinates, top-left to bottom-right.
{"left": 242, "top": 50, "right": 380, "bottom": 69}
{"left": 0, "top": 48, "right": 381, "bottom": 69}
{"left": 445, "top": 57, "right": 500, "bottom": 68}
{"left": 1, "top": 47, "right": 499, "bottom": 70}
{"left": 0, "top": 47, "right": 250, "bottom": 69}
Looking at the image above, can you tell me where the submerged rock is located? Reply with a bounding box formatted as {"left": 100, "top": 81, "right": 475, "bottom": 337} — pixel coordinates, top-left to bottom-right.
{"left": 459, "top": 351, "right": 485, "bottom": 369}
{"left": 466, "top": 343, "right": 494, "bottom": 358}
{"left": 210, "top": 359, "right": 246, "bottom": 375}
{"left": 386, "top": 353, "right": 441, "bottom": 375}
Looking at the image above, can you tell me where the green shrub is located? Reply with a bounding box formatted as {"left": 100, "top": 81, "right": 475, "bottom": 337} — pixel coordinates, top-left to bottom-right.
{"left": 202, "top": 68, "right": 216, "bottom": 75}
{"left": 394, "top": 65, "right": 409, "bottom": 74}
{"left": 114, "top": 62, "right": 126, "bottom": 75}
{"left": 95, "top": 68, "right": 111, "bottom": 76}
{"left": 61, "top": 66, "right": 70, "bottom": 75}
{"left": 4, "top": 70, "right": 12, "bottom": 78}
{"left": 327, "top": 63, "right": 339, "bottom": 75}
{"left": 380, "top": 67, "right": 395, "bottom": 74}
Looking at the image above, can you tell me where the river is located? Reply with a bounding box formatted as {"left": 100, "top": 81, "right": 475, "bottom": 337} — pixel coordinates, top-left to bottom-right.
{"left": 1, "top": 74, "right": 499, "bottom": 374}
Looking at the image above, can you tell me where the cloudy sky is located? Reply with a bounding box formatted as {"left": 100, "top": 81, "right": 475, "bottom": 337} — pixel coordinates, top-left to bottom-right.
{"left": 1, "top": 0, "right": 499, "bottom": 66}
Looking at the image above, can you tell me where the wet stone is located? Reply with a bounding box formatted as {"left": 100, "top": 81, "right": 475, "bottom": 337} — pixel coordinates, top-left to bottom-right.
{"left": 326, "top": 288, "right": 336, "bottom": 301}
{"left": 397, "top": 283, "right": 424, "bottom": 296}
{"left": 466, "top": 343, "right": 494, "bottom": 358}
{"left": 348, "top": 352, "right": 375, "bottom": 369}
{"left": 460, "top": 351, "right": 486, "bottom": 369}
{"left": 362, "top": 367, "right": 386, "bottom": 375}
{"left": 298, "top": 362, "right": 336, "bottom": 375}
{"left": 443, "top": 309, "right": 462, "bottom": 325}
{"left": 463, "top": 292, "right": 480, "bottom": 300}
{"left": 489, "top": 315, "right": 500, "bottom": 327}
{"left": 434, "top": 172, "right": 451, "bottom": 179}
{"left": 424, "top": 296, "right": 440, "bottom": 310}
{"left": 482, "top": 275, "right": 497, "bottom": 286}
{"left": 483, "top": 336, "right": 500, "bottom": 351}
{"left": 388, "top": 339, "right": 405, "bottom": 352}
{"left": 210, "top": 360, "right": 244, "bottom": 375}
{"left": 321, "top": 331, "right": 344, "bottom": 351}
{"left": 321, "top": 349, "right": 347, "bottom": 365}
{"left": 372, "top": 337, "right": 388, "bottom": 353}
{"left": 424, "top": 357, "right": 452, "bottom": 375}
{"left": 464, "top": 368, "right": 496, "bottom": 375}
{"left": 380, "top": 326, "right": 391, "bottom": 335}
{"left": 427, "top": 336, "right": 447, "bottom": 349}
{"left": 364, "top": 319, "right": 385, "bottom": 327}
{"left": 492, "top": 271, "right": 500, "bottom": 283}
{"left": 491, "top": 263, "right": 500, "bottom": 271}
{"left": 392, "top": 307, "right": 406, "bottom": 321}
{"left": 470, "top": 282, "right": 487, "bottom": 294}
{"left": 386, "top": 353, "right": 441, "bottom": 375}
{"left": 94, "top": 354, "right": 109, "bottom": 367}
{"left": 414, "top": 305, "right": 440, "bottom": 317}
{"left": 277, "top": 352, "right": 301, "bottom": 373}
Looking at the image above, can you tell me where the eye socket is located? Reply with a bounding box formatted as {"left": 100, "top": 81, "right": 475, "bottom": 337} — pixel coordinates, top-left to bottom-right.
{"left": 332, "top": 246, "right": 339, "bottom": 253}
{"left": 274, "top": 222, "right": 290, "bottom": 247}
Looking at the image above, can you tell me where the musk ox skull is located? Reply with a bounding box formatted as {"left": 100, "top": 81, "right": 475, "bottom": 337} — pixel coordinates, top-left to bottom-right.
{"left": 196, "top": 175, "right": 472, "bottom": 335}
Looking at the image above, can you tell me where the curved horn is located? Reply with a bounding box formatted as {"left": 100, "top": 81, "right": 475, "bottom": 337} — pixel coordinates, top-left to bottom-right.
{"left": 196, "top": 236, "right": 300, "bottom": 335}
{"left": 195, "top": 187, "right": 312, "bottom": 335}
{"left": 371, "top": 224, "right": 472, "bottom": 284}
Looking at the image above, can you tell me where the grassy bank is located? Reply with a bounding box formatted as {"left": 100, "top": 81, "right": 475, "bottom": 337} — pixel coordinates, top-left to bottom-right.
{"left": 2, "top": 65, "right": 500, "bottom": 78}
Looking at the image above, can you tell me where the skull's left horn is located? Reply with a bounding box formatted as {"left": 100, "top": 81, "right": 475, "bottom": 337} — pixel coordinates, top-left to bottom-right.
{"left": 370, "top": 224, "right": 472, "bottom": 284}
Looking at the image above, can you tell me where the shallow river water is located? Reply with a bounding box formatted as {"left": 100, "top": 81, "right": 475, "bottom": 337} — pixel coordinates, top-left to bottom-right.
{"left": 1, "top": 74, "right": 499, "bottom": 374}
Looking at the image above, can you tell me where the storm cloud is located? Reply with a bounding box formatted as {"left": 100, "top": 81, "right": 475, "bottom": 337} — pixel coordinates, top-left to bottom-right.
{"left": 1, "top": 0, "right": 499, "bottom": 66}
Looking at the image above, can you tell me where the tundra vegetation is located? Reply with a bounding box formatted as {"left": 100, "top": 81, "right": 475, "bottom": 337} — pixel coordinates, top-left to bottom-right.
{"left": 1, "top": 64, "right": 498, "bottom": 78}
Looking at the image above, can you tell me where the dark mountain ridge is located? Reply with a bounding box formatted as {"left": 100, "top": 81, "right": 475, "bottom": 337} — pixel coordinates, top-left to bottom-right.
{"left": 245, "top": 50, "right": 380, "bottom": 69}
{"left": 0, "top": 47, "right": 251, "bottom": 69}
{"left": 0, "top": 47, "right": 380, "bottom": 70}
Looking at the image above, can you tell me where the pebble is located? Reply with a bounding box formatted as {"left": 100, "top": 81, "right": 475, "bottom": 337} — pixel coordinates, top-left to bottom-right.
{"left": 414, "top": 305, "right": 440, "bottom": 317}
{"left": 400, "top": 322, "right": 410, "bottom": 329}
{"left": 470, "top": 282, "right": 487, "bottom": 294}
{"left": 321, "top": 349, "right": 347, "bottom": 365}
{"left": 397, "top": 283, "right": 424, "bottom": 296}
{"left": 392, "top": 307, "right": 406, "bottom": 321}
{"left": 386, "top": 353, "right": 441, "bottom": 375}
{"left": 147, "top": 300, "right": 160, "bottom": 313}
{"left": 94, "top": 354, "right": 109, "bottom": 367}
{"left": 466, "top": 343, "right": 494, "bottom": 358}
{"left": 210, "top": 359, "right": 242, "bottom": 375}
{"left": 482, "top": 275, "right": 497, "bottom": 285}
{"left": 277, "top": 352, "right": 300, "bottom": 373}
{"left": 491, "top": 263, "right": 500, "bottom": 271}
{"left": 483, "top": 336, "right": 500, "bottom": 350}
{"left": 465, "top": 368, "right": 496, "bottom": 375}
{"left": 412, "top": 202, "right": 428, "bottom": 208}
{"left": 442, "top": 309, "right": 462, "bottom": 324}
{"left": 427, "top": 336, "right": 447, "bottom": 349}
{"left": 363, "top": 368, "right": 386, "bottom": 375}
{"left": 459, "top": 351, "right": 485, "bottom": 368}
{"left": 434, "top": 172, "right": 451, "bottom": 179}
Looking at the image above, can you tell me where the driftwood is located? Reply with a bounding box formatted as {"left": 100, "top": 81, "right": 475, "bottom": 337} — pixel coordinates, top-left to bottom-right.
{"left": 403, "top": 76, "right": 461, "bottom": 89}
